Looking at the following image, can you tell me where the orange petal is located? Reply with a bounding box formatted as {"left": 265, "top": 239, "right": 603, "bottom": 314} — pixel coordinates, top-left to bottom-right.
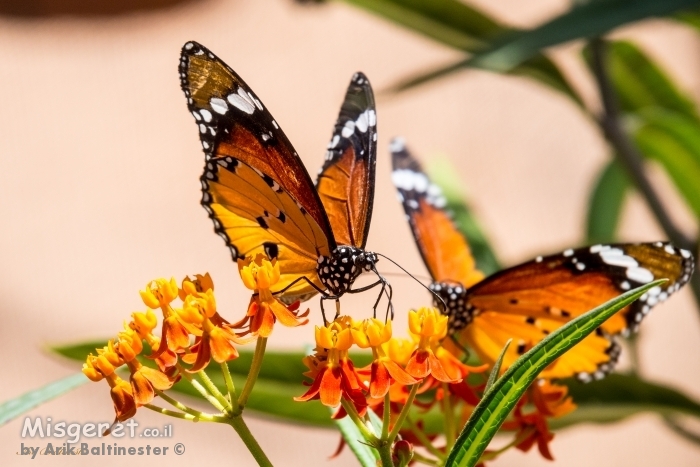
{"left": 382, "top": 359, "right": 418, "bottom": 386}
{"left": 406, "top": 349, "right": 430, "bottom": 379}
{"left": 138, "top": 366, "right": 173, "bottom": 390}
{"left": 369, "top": 362, "right": 390, "bottom": 399}
{"left": 427, "top": 351, "right": 459, "bottom": 383}
{"left": 130, "top": 371, "right": 156, "bottom": 406}
{"left": 319, "top": 366, "right": 342, "bottom": 407}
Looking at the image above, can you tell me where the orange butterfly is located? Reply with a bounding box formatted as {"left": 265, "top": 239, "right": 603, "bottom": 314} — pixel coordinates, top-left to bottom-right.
{"left": 180, "top": 41, "right": 386, "bottom": 314}
{"left": 391, "top": 138, "right": 694, "bottom": 381}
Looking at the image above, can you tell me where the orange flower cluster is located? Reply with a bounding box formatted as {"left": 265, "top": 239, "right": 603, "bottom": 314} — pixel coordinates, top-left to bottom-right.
{"left": 296, "top": 308, "right": 488, "bottom": 420}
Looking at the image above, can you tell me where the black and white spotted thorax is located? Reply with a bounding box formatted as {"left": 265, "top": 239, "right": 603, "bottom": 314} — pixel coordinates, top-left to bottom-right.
{"left": 317, "top": 246, "right": 378, "bottom": 296}
{"left": 429, "top": 282, "right": 478, "bottom": 332}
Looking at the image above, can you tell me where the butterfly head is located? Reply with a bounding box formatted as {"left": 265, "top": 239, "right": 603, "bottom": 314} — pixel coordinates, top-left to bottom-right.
{"left": 317, "top": 246, "right": 378, "bottom": 296}
{"left": 429, "top": 282, "right": 477, "bottom": 333}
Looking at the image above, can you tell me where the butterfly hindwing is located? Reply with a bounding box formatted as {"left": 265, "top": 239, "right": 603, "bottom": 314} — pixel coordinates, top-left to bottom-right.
{"left": 180, "top": 41, "right": 336, "bottom": 255}
{"left": 462, "top": 242, "right": 693, "bottom": 380}
{"left": 391, "top": 138, "right": 483, "bottom": 287}
{"left": 316, "top": 72, "right": 377, "bottom": 248}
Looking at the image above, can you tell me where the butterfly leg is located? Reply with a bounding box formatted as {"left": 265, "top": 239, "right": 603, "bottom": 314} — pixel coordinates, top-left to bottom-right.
{"left": 272, "top": 275, "right": 328, "bottom": 298}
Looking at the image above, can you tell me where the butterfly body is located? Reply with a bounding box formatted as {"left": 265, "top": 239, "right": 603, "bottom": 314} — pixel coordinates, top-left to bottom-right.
{"left": 181, "top": 41, "right": 384, "bottom": 307}
{"left": 391, "top": 138, "right": 695, "bottom": 382}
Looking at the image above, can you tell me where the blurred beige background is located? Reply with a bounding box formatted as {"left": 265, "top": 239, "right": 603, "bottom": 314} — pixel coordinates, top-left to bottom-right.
{"left": 1, "top": 0, "right": 700, "bottom": 465}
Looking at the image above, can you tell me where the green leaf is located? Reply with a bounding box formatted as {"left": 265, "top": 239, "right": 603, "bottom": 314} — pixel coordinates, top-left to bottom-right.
{"left": 633, "top": 108, "right": 700, "bottom": 219}
{"left": 428, "top": 158, "right": 501, "bottom": 275}
{"left": 339, "top": 0, "right": 503, "bottom": 52}
{"left": 0, "top": 374, "right": 87, "bottom": 427}
{"left": 585, "top": 40, "right": 699, "bottom": 120}
{"left": 463, "top": 0, "right": 700, "bottom": 73}
{"left": 484, "top": 339, "right": 511, "bottom": 393}
{"left": 551, "top": 373, "right": 700, "bottom": 429}
{"left": 586, "top": 159, "right": 629, "bottom": 244}
{"left": 335, "top": 408, "right": 381, "bottom": 466}
{"left": 674, "top": 9, "right": 700, "bottom": 30}
{"left": 445, "top": 280, "right": 662, "bottom": 467}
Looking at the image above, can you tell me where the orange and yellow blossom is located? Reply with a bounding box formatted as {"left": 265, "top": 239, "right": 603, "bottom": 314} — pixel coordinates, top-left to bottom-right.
{"left": 141, "top": 278, "right": 190, "bottom": 357}
{"left": 352, "top": 319, "right": 417, "bottom": 399}
{"left": 233, "top": 254, "right": 309, "bottom": 338}
{"left": 115, "top": 328, "right": 175, "bottom": 406}
{"left": 178, "top": 287, "right": 246, "bottom": 372}
{"left": 128, "top": 309, "right": 178, "bottom": 372}
{"left": 82, "top": 343, "right": 136, "bottom": 423}
{"left": 405, "top": 308, "right": 472, "bottom": 383}
{"left": 531, "top": 380, "right": 576, "bottom": 418}
{"left": 295, "top": 317, "right": 366, "bottom": 411}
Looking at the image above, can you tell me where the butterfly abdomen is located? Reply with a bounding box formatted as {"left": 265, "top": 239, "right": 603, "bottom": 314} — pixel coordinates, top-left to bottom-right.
{"left": 317, "top": 246, "right": 378, "bottom": 296}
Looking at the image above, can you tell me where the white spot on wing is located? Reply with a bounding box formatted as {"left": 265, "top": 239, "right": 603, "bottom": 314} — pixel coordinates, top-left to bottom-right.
{"left": 626, "top": 267, "right": 654, "bottom": 283}
{"left": 210, "top": 97, "right": 228, "bottom": 115}
{"left": 200, "top": 109, "right": 213, "bottom": 123}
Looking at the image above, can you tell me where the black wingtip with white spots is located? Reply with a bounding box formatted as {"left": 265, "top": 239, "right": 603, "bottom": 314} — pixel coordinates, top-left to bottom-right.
{"left": 390, "top": 138, "right": 448, "bottom": 214}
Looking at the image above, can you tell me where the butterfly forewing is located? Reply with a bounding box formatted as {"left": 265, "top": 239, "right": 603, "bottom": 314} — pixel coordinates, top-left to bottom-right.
{"left": 391, "top": 138, "right": 483, "bottom": 287}
{"left": 316, "top": 72, "right": 377, "bottom": 249}
{"left": 180, "top": 41, "right": 336, "bottom": 253}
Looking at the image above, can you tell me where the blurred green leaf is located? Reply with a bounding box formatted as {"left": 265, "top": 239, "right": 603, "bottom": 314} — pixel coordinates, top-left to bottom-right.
{"left": 335, "top": 408, "right": 381, "bottom": 465}
{"left": 338, "top": 0, "right": 582, "bottom": 105}
{"left": 445, "top": 280, "right": 661, "bottom": 467}
{"left": 551, "top": 373, "right": 700, "bottom": 429}
{"left": 586, "top": 159, "right": 629, "bottom": 244}
{"left": 0, "top": 374, "right": 87, "bottom": 427}
{"left": 633, "top": 108, "right": 700, "bottom": 219}
{"left": 463, "top": 0, "right": 700, "bottom": 73}
{"left": 484, "top": 339, "right": 510, "bottom": 393}
{"left": 340, "top": 0, "right": 502, "bottom": 51}
{"left": 585, "top": 40, "right": 699, "bottom": 120}
{"left": 674, "top": 9, "right": 700, "bottom": 30}
{"left": 428, "top": 158, "right": 501, "bottom": 275}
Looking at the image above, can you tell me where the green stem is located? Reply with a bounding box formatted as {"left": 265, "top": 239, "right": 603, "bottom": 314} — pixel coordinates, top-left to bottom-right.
{"left": 154, "top": 389, "right": 220, "bottom": 420}
{"left": 388, "top": 384, "right": 419, "bottom": 442}
{"left": 221, "top": 361, "right": 237, "bottom": 403}
{"left": 378, "top": 443, "right": 394, "bottom": 467}
{"left": 340, "top": 399, "right": 377, "bottom": 442}
{"left": 237, "top": 337, "right": 267, "bottom": 411}
{"left": 381, "top": 392, "right": 391, "bottom": 440}
{"left": 227, "top": 416, "right": 274, "bottom": 467}
{"left": 405, "top": 416, "right": 444, "bottom": 460}
{"left": 442, "top": 383, "right": 456, "bottom": 451}
{"left": 143, "top": 403, "right": 226, "bottom": 423}
{"left": 197, "top": 369, "right": 230, "bottom": 412}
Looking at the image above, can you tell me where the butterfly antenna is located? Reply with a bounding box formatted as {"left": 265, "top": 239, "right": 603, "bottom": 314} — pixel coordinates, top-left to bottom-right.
{"left": 375, "top": 253, "right": 447, "bottom": 312}
{"left": 376, "top": 271, "right": 432, "bottom": 282}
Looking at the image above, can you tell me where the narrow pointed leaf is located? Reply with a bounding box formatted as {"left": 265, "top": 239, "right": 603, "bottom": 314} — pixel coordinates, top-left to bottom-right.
{"left": 445, "top": 280, "right": 662, "bottom": 467}
{"left": 462, "top": 0, "right": 700, "bottom": 73}
{"left": 586, "top": 159, "right": 629, "bottom": 244}
{"left": 633, "top": 109, "right": 700, "bottom": 218}
{"left": 0, "top": 374, "right": 87, "bottom": 427}
{"left": 484, "top": 339, "right": 511, "bottom": 393}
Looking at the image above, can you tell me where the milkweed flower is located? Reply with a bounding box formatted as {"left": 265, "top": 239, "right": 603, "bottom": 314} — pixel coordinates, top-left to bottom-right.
{"left": 295, "top": 317, "right": 366, "bottom": 411}
{"left": 405, "top": 307, "right": 477, "bottom": 383}
{"left": 179, "top": 287, "right": 247, "bottom": 371}
{"left": 141, "top": 278, "right": 191, "bottom": 357}
{"left": 233, "top": 254, "right": 309, "bottom": 337}
{"left": 531, "top": 379, "right": 577, "bottom": 418}
{"left": 116, "top": 328, "right": 175, "bottom": 406}
{"left": 83, "top": 343, "right": 136, "bottom": 423}
{"left": 352, "top": 318, "right": 417, "bottom": 399}
{"left": 128, "top": 309, "right": 178, "bottom": 372}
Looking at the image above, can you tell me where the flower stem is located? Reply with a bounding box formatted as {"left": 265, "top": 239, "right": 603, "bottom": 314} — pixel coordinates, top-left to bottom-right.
{"left": 227, "top": 416, "right": 274, "bottom": 467}
{"left": 143, "top": 403, "right": 226, "bottom": 423}
{"left": 378, "top": 443, "right": 394, "bottom": 467}
{"left": 236, "top": 337, "right": 267, "bottom": 411}
{"left": 197, "top": 369, "right": 231, "bottom": 412}
{"left": 154, "top": 389, "right": 219, "bottom": 420}
{"left": 381, "top": 393, "right": 391, "bottom": 440}
{"left": 412, "top": 451, "right": 439, "bottom": 466}
{"left": 221, "top": 361, "right": 237, "bottom": 403}
{"left": 388, "top": 383, "right": 419, "bottom": 442}
{"left": 340, "top": 399, "right": 377, "bottom": 442}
